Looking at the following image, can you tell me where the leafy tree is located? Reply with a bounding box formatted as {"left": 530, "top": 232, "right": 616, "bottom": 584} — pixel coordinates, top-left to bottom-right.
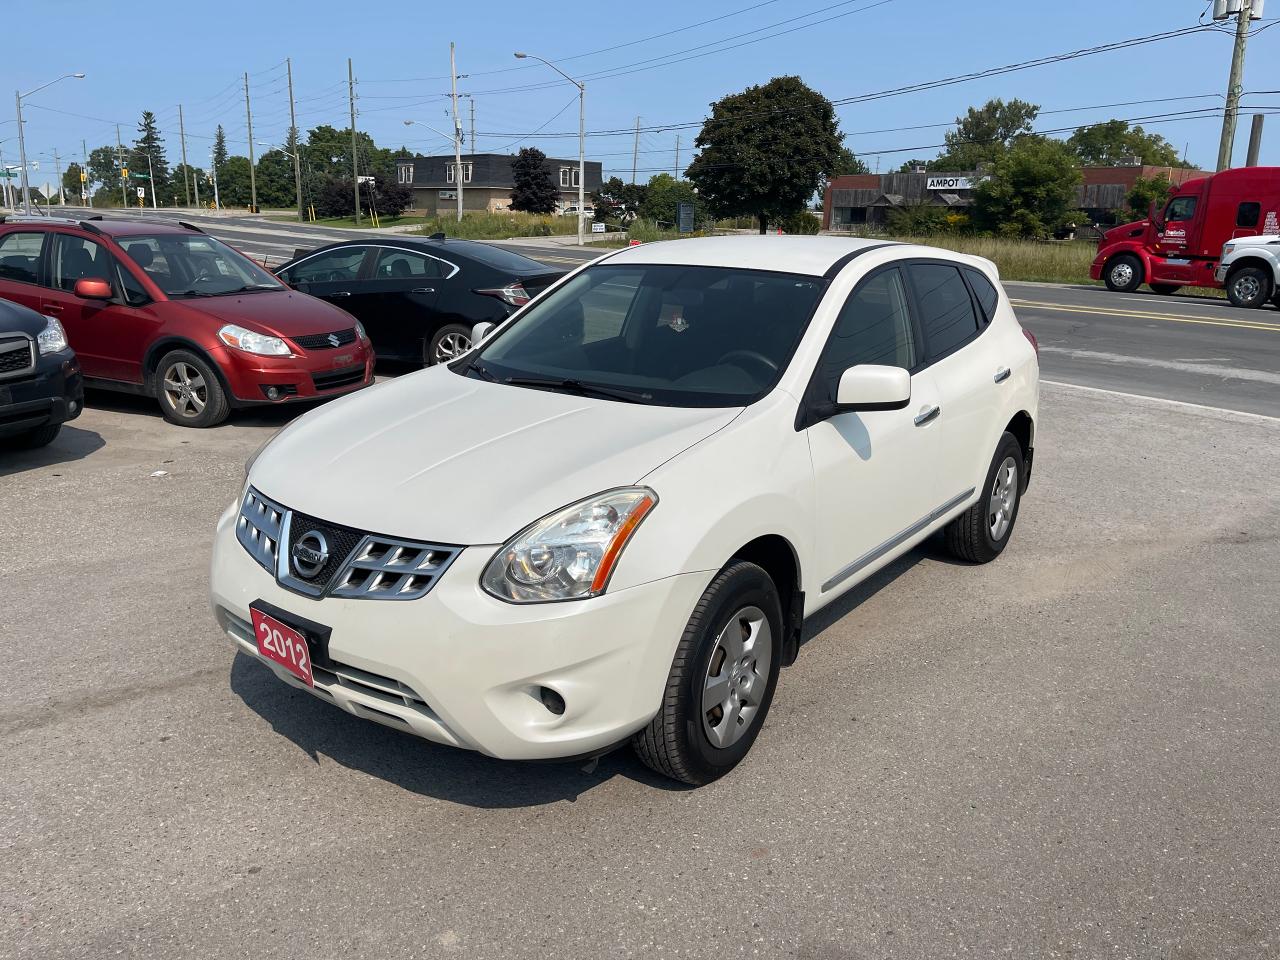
{"left": 212, "top": 125, "right": 228, "bottom": 173}
{"left": 971, "top": 136, "right": 1082, "bottom": 238}
{"left": 639, "top": 173, "right": 698, "bottom": 226}
{"left": 131, "top": 110, "right": 171, "bottom": 200}
{"left": 592, "top": 175, "right": 647, "bottom": 222}
{"left": 254, "top": 150, "right": 296, "bottom": 209}
{"left": 887, "top": 202, "right": 955, "bottom": 234}
{"left": 170, "top": 163, "right": 204, "bottom": 206}
{"left": 86, "top": 145, "right": 121, "bottom": 192}
{"left": 1067, "top": 120, "right": 1184, "bottom": 167}
{"left": 314, "top": 173, "right": 411, "bottom": 219}
{"left": 832, "top": 145, "right": 869, "bottom": 176}
{"left": 216, "top": 156, "right": 253, "bottom": 207}
{"left": 688, "top": 75, "right": 842, "bottom": 233}
{"left": 510, "top": 147, "right": 558, "bottom": 213}
{"left": 61, "top": 163, "right": 86, "bottom": 203}
{"left": 1126, "top": 173, "right": 1172, "bottom": 220}
{"left": 932, "top": 98, "right": 1040, "bottom": 170}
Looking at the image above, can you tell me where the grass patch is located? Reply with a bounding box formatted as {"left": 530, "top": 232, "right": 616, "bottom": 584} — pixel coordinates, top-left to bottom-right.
{"left": 413, "top": 212, "right": 586, "bottom": 240}
{"left": 265, "top": 214, "right": 430, "bottom": 229}
{"left": 873, "top": 234, "right": 1097, "bottom": 285}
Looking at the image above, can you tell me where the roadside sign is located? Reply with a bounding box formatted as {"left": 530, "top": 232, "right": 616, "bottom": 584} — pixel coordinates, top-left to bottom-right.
{"left": 136, "top": 187, "right": 145, "bottom": 199}
{"left": 591, "top": 222, "right": 606, "bottom": 234}
{"left": 677, "top": 202, "right": 695, "bottom": 234}
{"left": 628, "top": 239, "right": 642, "bottom": 247}
{"left": 130, "top": 173, "right": 150, "bottom": 180}
{"left": 121, "top": 168, "right": 129, "bottom": 179}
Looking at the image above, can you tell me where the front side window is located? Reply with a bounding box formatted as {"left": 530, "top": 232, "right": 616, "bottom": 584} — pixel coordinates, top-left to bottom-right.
{"left": 470, "top": 264, "right": 825, "bottom": 407}
{"left": 50, "top": 234, "right": 111, "bottom": 292}
{"left": 815, "top": 268, "right": 916, "bottom": 401}
{"left": 0, "top": 231, "right": 45, "bottom": 284}
{"left": 373, "top": 248, "right": 444, "bottom": 280}
{"left": 116, "top": 234, "right": 283, "bottom": 298}
{"left": 281, "top": 247, "right": 366, "bottom": 285}
{"left": 908, "top": 262, "right": 980, "bottom": 361}
{"left": 1165, "top": 196, "right": 1197, "bottom": 223}
{"left": 1237, "top": 202, "right": 1261, "bottom": 228}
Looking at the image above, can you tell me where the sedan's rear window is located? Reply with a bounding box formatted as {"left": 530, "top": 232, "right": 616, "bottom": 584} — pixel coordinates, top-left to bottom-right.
{"left": 470, "top": 264, "right": 825, "bottom": 407}
{"left": 442, "top": 241, "right": 548, "bottom": 275}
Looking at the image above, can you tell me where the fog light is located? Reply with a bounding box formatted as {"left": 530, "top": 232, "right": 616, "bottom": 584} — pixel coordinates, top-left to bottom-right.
{"left": 538, "top": 686, "right": 566, "bottom": 716}
{"left": 266, "top": 386, "right": 280, "bottom": 400}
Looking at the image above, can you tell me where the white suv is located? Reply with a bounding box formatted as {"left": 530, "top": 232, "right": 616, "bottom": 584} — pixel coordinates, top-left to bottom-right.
{"left": 210, "top": 236, "right": 1039, "bottom": 785}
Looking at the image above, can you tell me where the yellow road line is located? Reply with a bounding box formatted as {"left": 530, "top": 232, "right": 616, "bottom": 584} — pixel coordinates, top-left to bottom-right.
{"left": 1010, "top": 298, "right": 1280, "bottom": 334}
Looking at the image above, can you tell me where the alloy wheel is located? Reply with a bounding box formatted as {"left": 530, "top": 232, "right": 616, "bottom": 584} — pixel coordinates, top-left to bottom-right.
{"left": 701, "top": 605, "right": 773, "bottom": 749}
{"left": 434, "top": 332, "right": 471, "bottom": 363}
{"left": 1110, "top": 262, "right": 1134, "bottom": 288}
{"left": 161, "top": 361, "right": 208, "bottom": 419}
{"left": 988, "top": 455, "right": 1018, "bottom": 541}
{"left": 1233, "top": 275, "right": 1261, "bottom": 303}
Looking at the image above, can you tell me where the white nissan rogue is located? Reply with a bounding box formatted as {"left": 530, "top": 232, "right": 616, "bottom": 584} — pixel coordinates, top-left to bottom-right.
{"left": 210, "top": 236, "right": 1039, "bottom": 785}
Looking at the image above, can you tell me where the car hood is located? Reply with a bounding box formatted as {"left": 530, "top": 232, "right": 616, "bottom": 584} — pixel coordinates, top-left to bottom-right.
{"left": 251, "top": 366, "right": 740, "bottom": 545}
{"left": 175, "top": 289, "right": 354, "bottom": 338}
{"left": 1227, "top": 234, "right": 1279, "bottom": 249}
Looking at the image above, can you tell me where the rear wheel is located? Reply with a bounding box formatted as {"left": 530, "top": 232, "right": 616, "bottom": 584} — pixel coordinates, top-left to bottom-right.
{"left": 155, "top": 349, "right": 230, "bottom": 428}
{"left": 5, "top": 423, "right": 61, "bottom": 449}
{"left": 426, "top": 323, "right": 472, "bottom": 366}
{"left": 1150, "top": 283, "right": 1180, "bottom": 296}
{"left": 944, "top": 432, "right": 1025, "bottom": 564}
{"left": 1103, "top": 254, "right": 1143, "bottom": 292}
{"left": 1225, "top": 266, "right": 1272, "bottom": 309}
{"left": 632, "top": 561, "right": 783, "bottom": 785}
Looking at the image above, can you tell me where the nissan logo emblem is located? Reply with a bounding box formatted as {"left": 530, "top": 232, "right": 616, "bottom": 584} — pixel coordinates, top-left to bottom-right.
{"left": 291, "top": 530, "right": 330, "bottom": 578}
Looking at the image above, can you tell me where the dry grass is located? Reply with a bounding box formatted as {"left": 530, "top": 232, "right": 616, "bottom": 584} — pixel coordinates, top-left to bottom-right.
{"left": 879, "top": 234, "right": 1098, "bottom": 284}
{"left": 415, "top": 212, "right": 585, "bottom": 240}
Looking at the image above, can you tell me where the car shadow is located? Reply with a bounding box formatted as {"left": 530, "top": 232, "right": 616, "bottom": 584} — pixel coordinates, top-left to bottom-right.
{"left": 0, "top": 424, "right": 105, "bottom": 477}
{"left": 84, "top": 388, "right": 323, "bottom": 429}
{"left": 228, "top": 653, "right": 686, "bottom": 807}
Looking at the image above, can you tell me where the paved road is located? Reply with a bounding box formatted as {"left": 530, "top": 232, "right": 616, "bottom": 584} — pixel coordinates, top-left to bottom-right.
{"left": 2, "top": 384, "right": 1277, "bottom": 959}
{"left": 37, "top": 208, "right": 1280, "bottom": 416}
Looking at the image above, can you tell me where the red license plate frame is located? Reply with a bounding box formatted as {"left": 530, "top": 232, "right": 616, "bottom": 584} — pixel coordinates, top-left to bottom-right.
{"left": 250, "top": 606, "right": 314, "bottom": 687}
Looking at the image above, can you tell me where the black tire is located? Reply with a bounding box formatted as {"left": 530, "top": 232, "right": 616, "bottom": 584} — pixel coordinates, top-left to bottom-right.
{"left": 632, "top": 561, "right": 783, "bottom": 786}
{"left": 426, "top": 323, "right": 472, "bottom": 366}
{"left": 154, "top": 349, "right": 230, "bottom": 428}
{"left": 944, "top": 431, "right": 1025, "bottom": 564}
{"left": 5, "top": 423, "right": 61, "bottom": 449}
{"left": 1225, "top": 265, "right": 1273, "bottom": 309}
{"left": 1103, "top": 254, "right": 1143, "bottom": 292}
{"left": 1150, "top": 283, "right": 1181, "bottom": 296}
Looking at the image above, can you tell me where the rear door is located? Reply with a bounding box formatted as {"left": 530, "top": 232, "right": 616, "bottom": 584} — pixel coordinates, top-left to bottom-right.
{"left": 363, "top": 247, "right": 445, "bottom": 360}
{"left": 0, "top": 229, "right": 48, "bottom": 312}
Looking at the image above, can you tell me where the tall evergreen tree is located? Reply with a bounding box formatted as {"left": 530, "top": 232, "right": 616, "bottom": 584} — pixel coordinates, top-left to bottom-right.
{"left": 212, "top": 125, "right": 229, "bottom": 173}
{"left": 510, "top": 148, "right": 559, "bottom": 213}
{"left": 132, "top": 110, "right": 171, "bottom": 200}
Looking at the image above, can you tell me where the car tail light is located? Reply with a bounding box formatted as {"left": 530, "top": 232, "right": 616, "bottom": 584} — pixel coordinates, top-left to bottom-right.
{"left": 475, "top": 282, "right": 530, "bottom": 307}
{"left": 1022, "top": 327, "right": 1039, "bottom": 357}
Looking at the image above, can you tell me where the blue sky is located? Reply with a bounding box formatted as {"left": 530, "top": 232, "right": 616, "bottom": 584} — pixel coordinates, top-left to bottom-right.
{"left": 4, "top": 0, "right": 1277, "bottom": 190}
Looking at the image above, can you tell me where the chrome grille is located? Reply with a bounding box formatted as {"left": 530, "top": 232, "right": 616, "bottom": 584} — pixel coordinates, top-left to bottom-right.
{"left": 236, "top": 488, "right": 285, "bottom": 572}
{"left": 236, "top": 486, "right": 462, "bottom": 601}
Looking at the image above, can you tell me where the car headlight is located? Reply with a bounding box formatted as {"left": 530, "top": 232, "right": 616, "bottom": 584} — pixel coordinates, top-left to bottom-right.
{"left": 481, "top": 487, "right": 657, "bottom": 603}
{"left": 354, "top": 320, "right": 370, "bottom": 344}
{"left": 218, "top": 323, "right": 291, "bottom": 356}
{"left": 1223, "top": 243, "right": 1235, "bottom": 257}
{"left": 37, "top": 316, "right": 69, "bottom": 355}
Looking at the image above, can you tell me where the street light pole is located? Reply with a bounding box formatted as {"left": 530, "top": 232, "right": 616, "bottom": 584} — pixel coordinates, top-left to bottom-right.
{"left": 514, "top": 52, "right": 585, "bottom": 246}
{"left": 14, "top": 73, "right": 85, "bottom": 215}
{"left": 449, "top": 42, "right": 464, "bottom": 223}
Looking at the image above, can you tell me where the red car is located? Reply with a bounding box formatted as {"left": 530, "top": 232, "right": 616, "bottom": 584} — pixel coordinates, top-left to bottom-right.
{"left": 0, "top": 216, "right": 374, "bottom": 427}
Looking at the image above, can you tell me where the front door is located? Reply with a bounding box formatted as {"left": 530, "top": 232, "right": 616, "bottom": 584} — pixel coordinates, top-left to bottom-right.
{"left": 281, "top": 246, "right": 372, "bottom": 329}
{"left": 806, "top": 266, "right": 945, "bottom": 598}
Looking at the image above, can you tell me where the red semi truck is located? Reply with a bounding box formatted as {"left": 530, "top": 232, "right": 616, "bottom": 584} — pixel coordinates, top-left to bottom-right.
{"left": 1090, "top": 166, "right": 1280, "bottom": 296}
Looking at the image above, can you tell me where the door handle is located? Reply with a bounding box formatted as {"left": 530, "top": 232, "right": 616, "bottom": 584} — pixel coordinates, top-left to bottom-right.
{"left": 410, "top": 287, "right": 435, "bottom": 294}
{"left": 913, "top": 404, "right": 941, "bottom": 427}
{"left": 329, "top": 291, "right": 351, "bottom": 298}
{"left": 994, "top": 367, "right": 1011, "bottom": 384}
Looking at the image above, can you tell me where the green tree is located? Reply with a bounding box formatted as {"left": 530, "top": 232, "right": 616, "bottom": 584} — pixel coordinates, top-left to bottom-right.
{"left": 254, "top": 150, "right": 296, "bottom": 208}
{"left": 212, "top": 125, "right": 228, "bottom": 172}
{"left": 216, "top": 156, "right": 253, "bottom": 207}
{"left": 1067, "top": 120, "right": 1185, "bottom": 167}
{"left": 61, "top": 163, "right": 86, "bottom": 203}
{"left": 170, "top": 163, "right": 204, "bottom": 206}
{"left": 1126, "top": 173, "right": 1172, "bottom": 220}
{"left": 688, "top": 75, "right": 842, "bottom": 233}
{"left": 510, "top": 147, "right": 558, "bottom": 213}
{"left": 86, "top": 145, "right": 121, "bottom": 192}
{"left": 131, "top": 110, "right": 171, "bottom": 201}
{"left": 832, "top": 145, "right": 869, "bottom": 176}
{"left": 932, "top": 98, "right": 1040, "bottom": 170}
{"left": 639, "top": 173, "right": 698, "bottom": 225}
{"left": 971, "top": 136, "right": 1082, "bottom": 238}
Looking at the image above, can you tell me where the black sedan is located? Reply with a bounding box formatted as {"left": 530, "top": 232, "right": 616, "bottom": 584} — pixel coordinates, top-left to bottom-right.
{"left": 275, "top": 237, "right": 565, "bottom": 366}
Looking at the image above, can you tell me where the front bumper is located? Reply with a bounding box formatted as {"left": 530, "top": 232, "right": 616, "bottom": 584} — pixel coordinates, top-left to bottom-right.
{"left": 1214, "top": 264, "right": 1230, "bottom": 283}
{"left": 209, "top": 500, "right": 712, "bottom": 760}
{"left": 215, "top": 342, "right": 375, "bottom": 406}
{"left": 0, "top": 351, "right": 83, "bottom": 437}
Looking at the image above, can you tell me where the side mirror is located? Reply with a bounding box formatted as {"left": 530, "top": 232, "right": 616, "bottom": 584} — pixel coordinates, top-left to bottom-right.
{"left": 835, "top": 365, "right": 911, "bottom": 411}
{"left": 74, "top": 277, "right": 113, "bottom": 301}
{"left": 471, "top": 321, "right": 495, "bottom": 346}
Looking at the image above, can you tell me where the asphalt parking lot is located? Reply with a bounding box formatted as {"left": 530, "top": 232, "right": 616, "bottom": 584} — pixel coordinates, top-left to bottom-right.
{"left": 3, "top": 378, "right": 1278, "bottom": 959}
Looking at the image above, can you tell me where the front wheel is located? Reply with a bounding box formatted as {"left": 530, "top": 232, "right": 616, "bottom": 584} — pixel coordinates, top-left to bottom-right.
{"left": 1103, "top": 254, "right": 1143, "bottom": 292}
{"left": 1226, "top": 266, "right": 1273, "bottom": 309}
{"left": 632, "top": 561, "right": 783, "bottom": 785}
{"left": 155, "top": 349, "right": 230, "bottom": 427}
{"left": 944, "top": 431, "right": 1025, "bottom": 564}
{"left": 5, "top": 423, "right": 61, "bottom": 449}
{"left": 426, "top": 323, "right": 472, "bottom": 366}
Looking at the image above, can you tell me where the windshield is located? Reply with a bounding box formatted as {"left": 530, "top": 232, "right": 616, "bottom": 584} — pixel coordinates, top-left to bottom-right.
{"left": 468, "top": 264, "right": 826, "bottom": 407}
{"left": 116, "top": 233, "right": 283, "bottom": 298}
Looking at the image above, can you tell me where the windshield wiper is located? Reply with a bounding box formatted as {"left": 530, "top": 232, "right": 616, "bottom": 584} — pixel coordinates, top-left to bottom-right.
{"left": 466, "top": 360, "right": 499, "bottom": 382}
{"left": 503, "top": 375, "right": 651, "bottom": 403}
{"left": 214, "top": 283, "right": 280, "bottom": 296}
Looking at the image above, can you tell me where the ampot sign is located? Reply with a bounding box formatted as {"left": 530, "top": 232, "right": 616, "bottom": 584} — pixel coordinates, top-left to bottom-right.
{"left": 926, "top": 176, "right": 973, "bottom": 191}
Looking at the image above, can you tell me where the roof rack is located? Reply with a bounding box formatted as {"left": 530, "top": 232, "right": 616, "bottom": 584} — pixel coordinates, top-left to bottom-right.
{"left": 0, "top": 214, "right": 84, "bottom": 226}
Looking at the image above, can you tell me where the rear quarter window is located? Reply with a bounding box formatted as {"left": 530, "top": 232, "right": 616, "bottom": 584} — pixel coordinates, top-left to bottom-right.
{"left": 964, "top": 268, "right": 1000, "bottom": 323}
{"left": 908, "top": 262, "right": 981, "bottom": 360}
{"left": 0, "top": 231, "right": 45, "bottom": 284}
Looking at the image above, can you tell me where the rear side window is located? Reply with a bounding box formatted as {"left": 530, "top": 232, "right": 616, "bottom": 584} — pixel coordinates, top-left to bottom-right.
{"left": 373, "top": 248, "right": 445, "bottom": 280}
{"left": 964, "top": 268, "right": 999, "bottom": 322}
{"left": 816, "top": 268, "right": 917, "bottom": 400}
{"left": 0, "top": 231, "right": 45, "bottom": 284}
{"left": 908, "top": 263, "right": 980, "bottom": 360}
{"left": 285, "top": 247, "right": 367, "bottom": 284}
{"left": 1236, "top": 202, "right": 1261, "bottom": 228}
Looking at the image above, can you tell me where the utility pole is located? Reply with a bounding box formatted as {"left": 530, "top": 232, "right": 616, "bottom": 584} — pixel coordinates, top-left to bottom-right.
{"left": 287, "top": 58, "right": 304, "bottom": 222}
{"left": 1245, "top": 114, "right": 1264, "bottom": 166}
{"left": 82, "top": 139, "right": 89, "bottom": 205}
{"left": 15, "top": 92, "right": 31, "bottom": 213}
{"left": 178, "top": 104, "right": 191, "bottom": 207}
{"left": 210, "top": 146, "right": 221, "bottom": 210}
{"left": 1216, "top": 0, "right": 1255, "bottom": 171}
{"left": 449, "top": 42, "right": 464, "bottom": 222}
{"left": 348, "top": 57, "right": 360, "bottom": 225}
{"left": 244, "top": 73, "right": 258, "bottom": 212}
{"left": 146, "top": 151, "right": 156, "bottom": 208}
{"left": 631, "top": 116, "right": 640, "bottom": 184}
{"left": 470, "top": 98, "right": 476, "bottom": 154}
{"left": 674, "top": 134, "right": 680, "bottom": 178}
{"left": 53, "top": 148, "right": 64, "bottom": 205}
{"left": 193, "top": 155, "right": 201, "bottom": 207}
{"left": 116, "top": 124, "right": 127, "bottom": 208}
